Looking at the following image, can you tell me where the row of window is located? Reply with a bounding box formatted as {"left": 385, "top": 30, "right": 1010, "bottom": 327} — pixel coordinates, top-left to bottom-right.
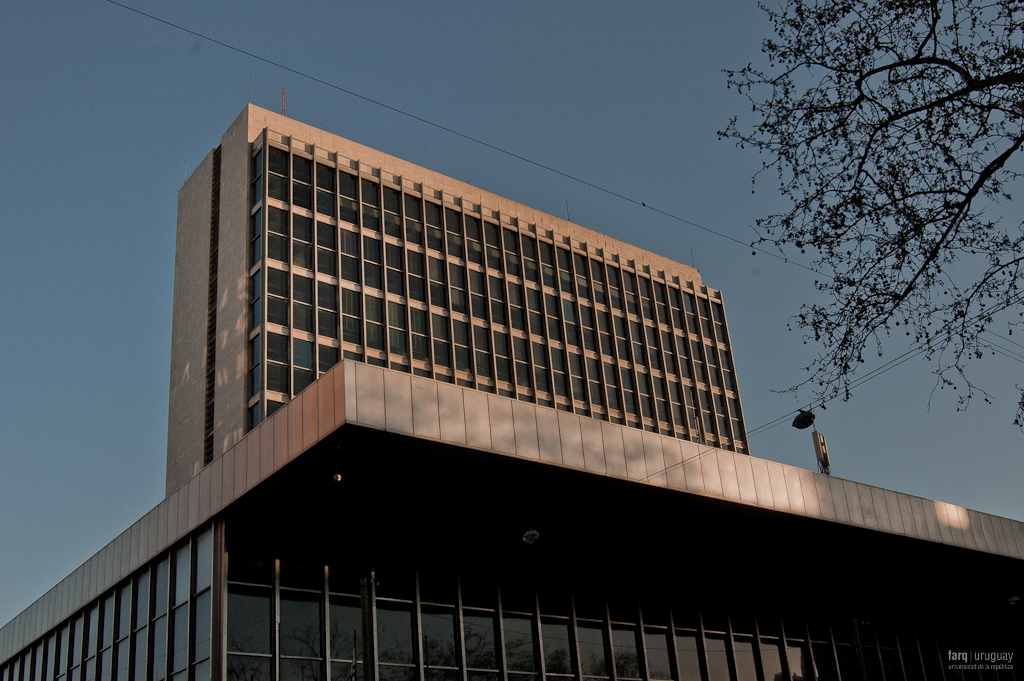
{"left": 224, "top": 560, "right": 992, "bottom": 681}
{"left": 1, "top": 530, "right": 213, "bottom": 681}
{"left": 247, "top": 144, "right": 746, "bottom": 452}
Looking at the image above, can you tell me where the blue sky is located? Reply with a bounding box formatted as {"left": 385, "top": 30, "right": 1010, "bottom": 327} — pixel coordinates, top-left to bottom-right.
{"left": 2, "top": 1, "right": 1022, "bottom": 626}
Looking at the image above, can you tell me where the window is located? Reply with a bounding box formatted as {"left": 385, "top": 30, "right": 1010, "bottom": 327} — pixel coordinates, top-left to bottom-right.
{"left": 587, "top": 357, "right": 604, "bottom": 407}
{"left": 267, "top": 269, "right": 288, "bottom": 327}
{"left": 267, "top": 333, "right": 289, "bottom": 394}
{"left": 404, "top": 195, "right": 423, "bottom": 245}
{"left": 562, "top": 299, "right": 579, "bottom": 347}
{"left": 251, "top": 147, "right": 263, "bottom": 208}
{"left": 318, "top": 282, "right": 338, "bottom": 340}
{"left": 339, "top": 173, "right": 358, "bottom": 224}
{"left": 432, "top": 314, "right": 451, "bottom": 368}
{"left": 267, "top": 207, "right": 288, "bottom": 263}
{"left": 579, "top": 305, "right": 597, "bottom": 351}
{"left": 469, "top": 270, "right": 487, "bottom": 321}
{"left": 514, "top": 337, "right": 531, "bottom": 389}
{"left": 568, "top": 352, "right": 586, "bottom": 404}
{"left": 574, "top": 254, "right": 590, "bottom": 300}
{"left": 493, "top": 331, "right": 512, "bottom": 383}
{"left": 484, "top": 223, "right": 503, "bottom": 272}
{"left": 250, "top": 209, "right": 262, "bottom": 268}
{"left": 406, "top": 250, "right": 426, "bottom": 304}
{"left": 521, "top": 236, "right": 539, "bottom": 283}
{"left": 465, "top": 216, "right": 484, "bottom": 265}
{"left": 361, "top": 180, "right": 381, "bottom": 231}
{"left": 607, "top": 266, "right": 623, "bottom": 311}
{"left": 292, "top": 275, "right": 313, "bottom": 333}
{"left": 316, "top": 163, "right": 335, "bottom": 217}
{"left": 292, "top": 156, "right": 312, "bottom": 210}
{"left": 292, "top": 215, "right": 312, "bottom": 270}
{"left": 489, "top": 276, "right": 507, "bottom": 326}
{"left": 545, "top": 294, "right": 562, "bottom": 342}
{"left": 504, "top": 230, "right": 521, "bottom": 277}
{"left": 449, "top": 264, "right": 468, "bottom": 315}
{"left": 319, "top": 345, "right": 338, "bottom": 374}
{"left": 474, "top": 326, "right": 491, "bottom": 379}
{"left": 250, "top": 271, "right": 261, "bottom": 331}
{"left": 363, "top": 237, "right": 382, "bottom": 290}
{"left": 445, "top": 209, "right": 463, "bottom": 259}
{"left": 365, "top": 295, "right": 385, "bottom": 352}
{"left": 388, "top": 302, "right": 407, "bottom": 359}
{"left": 386, "top": 244, "right": 405, "bottom": 296}
{"left": 268, "top": 148, "right": 288, "bottom": 202}
{"left": 507, "top": 281, "right": 525, "bottom": 332}
{"left": 342, "top": 289, "right": 361, "bottom": 346}
{"left": 249, "top": 335, "right": 261, "bottom": 398}
{"left": 383, "top": 187, "right": 401, "bottom": 238}
{"left": 425, "top": 203, "right": 443, "bottom": 252}
{"left": 453, "top": 320, "right": 472, "bottom": 373}
{"left": 556, "top": 249, "right": 572, "bottom": 293}
{"left": 428, "top": 257, "right": 446, "bottom": 309}
{"left": 527, "top": 288, "right": 544, "bottom": 337}
{"left": 293, "top": 339, "right": 314, "bottom": 394}
{"left": 533, "top": 343, "right": 550, "bottom": 393}
{"left": 637, "top": 277, "right": 655, "bottom": 321}
{"left": 622, "top": 271, "right": 639, "bottom": 316}
{"left": 340, "top": 229, "right": 360, "bottom": 283}
{"left": 410, "top": 308, "right": 430, "bottom": 362}
{"left": 316, "top": 222, "right": 337, "bottom": 277}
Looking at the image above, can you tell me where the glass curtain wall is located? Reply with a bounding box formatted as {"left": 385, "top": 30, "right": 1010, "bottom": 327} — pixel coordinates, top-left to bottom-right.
{"left": 222, "top": 564, "right": 989, "bottom": 681}
{"left": 1, "top": 528, "right": 215, "bottom": 681}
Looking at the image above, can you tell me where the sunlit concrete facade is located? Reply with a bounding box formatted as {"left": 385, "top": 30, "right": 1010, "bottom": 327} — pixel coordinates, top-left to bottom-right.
{"left": 3, "top": 107, "right": 1023, "bottom": 681}
{"left": 166, "top": 105, "right": 749, "bottom": 495}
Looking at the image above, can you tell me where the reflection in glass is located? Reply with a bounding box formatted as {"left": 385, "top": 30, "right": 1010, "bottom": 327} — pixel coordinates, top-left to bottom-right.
{"left": 227, "top": 656, "right": 271, "bottom": 681}
{"left": 151, "top": 618, "right": 167, "bottom": 681}
{"left": 193, "top": 590, "right": 212, "bottom": 662}
{"left": 611, "top": 627, "right": 641, "bottom": 679}
{"left": 329, "top": 597, "right": 362, "bottom": 661}
{"left": 280, "top": 592, "right": 321, "bottom": 658}
{"left": 420, "top": 607, "right": 458, "bottom": 669}
{"left": 503, "top": 616, "right": 537, "bottom": 673}
{"left": 576, "top": 623, "right": 608, "bottom": 678}
{"left": 541, "top": 620, "right": 572, "bottom": 675}
{"left": 227, "top": 585, "right": 272, "bottom": 654}
{"left": 280, "top": 659, "right": 322, "bottom": 681}
{"left": 463, "top": 614, "right": 497, "bottom": 670}
{"left": 376, "top": 604, "right": 414, "bottom": 665}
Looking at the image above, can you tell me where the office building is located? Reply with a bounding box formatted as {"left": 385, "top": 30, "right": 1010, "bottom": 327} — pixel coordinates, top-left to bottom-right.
{"left": 2, "top": 106, "right": 1021, "bottom": 681}
{"left": 166, "top": 106, "right": 748, "bottom": 493}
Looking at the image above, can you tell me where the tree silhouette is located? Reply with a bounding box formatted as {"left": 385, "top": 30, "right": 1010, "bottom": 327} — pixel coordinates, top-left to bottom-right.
{"left": 722, "top": 0, "right": 1024, "bottom": 426}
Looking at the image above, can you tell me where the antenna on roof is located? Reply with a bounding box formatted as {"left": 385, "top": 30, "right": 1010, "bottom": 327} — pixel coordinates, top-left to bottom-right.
{"left": 282, "top": 86, "right": 286, "bottom": 116}
{"left": 249, "top": 76, "right": 252, "bottom": 104}
{"left": 566, "top": 200, "right": 571, "bottom": 222}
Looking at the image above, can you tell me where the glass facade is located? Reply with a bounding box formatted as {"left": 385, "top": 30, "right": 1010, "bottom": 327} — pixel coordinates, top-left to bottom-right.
{"left": 217, "top": 558, "right": 1013, "bottom": 681}
{"left": 1, "top": 529, "right": 214, "bottom": 681}
{"left": 246, "top": 137, "right": 747, "bottom": 452}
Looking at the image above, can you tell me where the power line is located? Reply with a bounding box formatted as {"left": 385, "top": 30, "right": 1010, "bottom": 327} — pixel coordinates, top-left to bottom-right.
{"left": 102, "top": 0, "right": 821, "bottom": 276}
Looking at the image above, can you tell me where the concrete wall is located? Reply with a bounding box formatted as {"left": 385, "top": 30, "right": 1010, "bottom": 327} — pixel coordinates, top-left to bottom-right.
{"left": 213, "top": 107, "right": 253, "bottom": 462}
{"left": 166, "top": 150, "right": 214, "bottom": 495}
